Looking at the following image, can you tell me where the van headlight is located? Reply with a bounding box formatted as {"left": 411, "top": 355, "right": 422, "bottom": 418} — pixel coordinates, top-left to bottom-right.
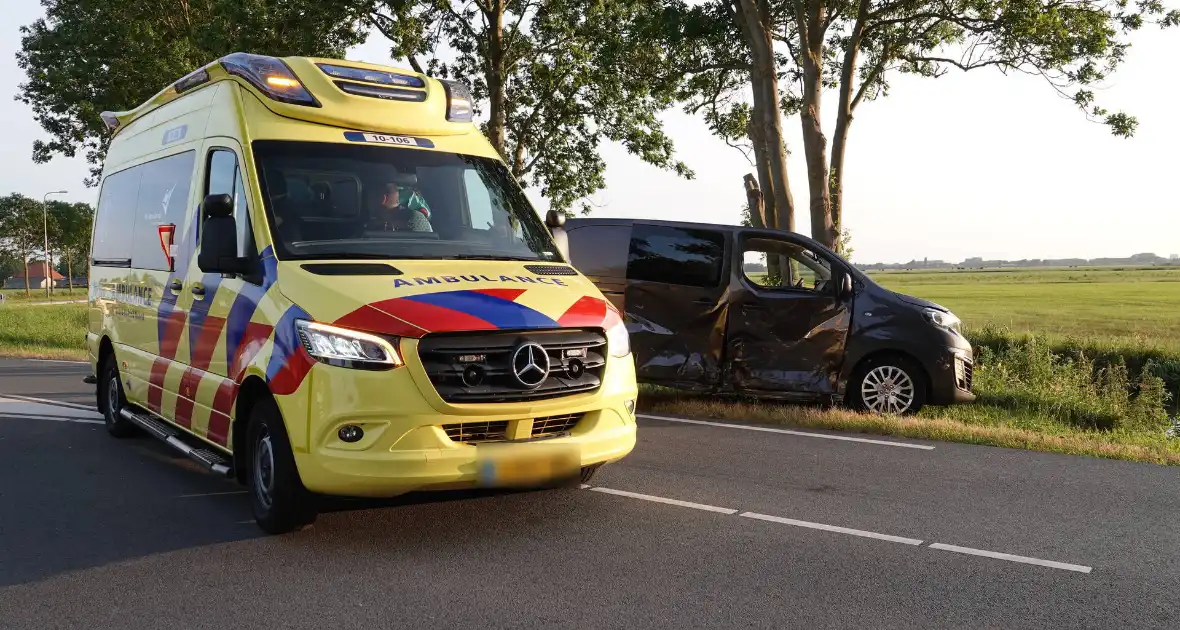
{"left": 606, "top": 319, "right": 631, "bottom": 358}
{"left": 296, "top": 320, "right": 403, "bottom": 370}
{"left": 923, "top": 309, "right": 962, "bottom": 336}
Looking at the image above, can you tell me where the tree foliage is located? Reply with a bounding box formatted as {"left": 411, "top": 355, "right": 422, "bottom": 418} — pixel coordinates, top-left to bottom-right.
{"left": 18, "top": 0, "right": 369, "bottom": 185}
{"left": 662, "top": 0, "right": 1178, "bottom": 250}
{"left": 47, "top": 200, "right": 95, "bottom": 290}
{"left": 367, "top": 0, "right": 693, "bottom": 214}
{"left": 0, "top": 194, "right": 48, "bottom": 294}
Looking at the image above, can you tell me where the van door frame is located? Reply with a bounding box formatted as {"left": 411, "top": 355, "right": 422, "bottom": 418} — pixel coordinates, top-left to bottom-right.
{"left": 723, "top": 228, "right": 854, "bottom": 399}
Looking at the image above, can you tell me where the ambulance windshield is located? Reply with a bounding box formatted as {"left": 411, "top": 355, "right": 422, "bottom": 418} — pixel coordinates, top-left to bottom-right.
{"left": 252, "top": 140, "right": 561, "bottom": 262}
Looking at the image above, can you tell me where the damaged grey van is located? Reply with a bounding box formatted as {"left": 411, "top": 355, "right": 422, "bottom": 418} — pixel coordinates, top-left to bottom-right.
{"left": 562, "top": 218, "right": 975, "bottom": 414}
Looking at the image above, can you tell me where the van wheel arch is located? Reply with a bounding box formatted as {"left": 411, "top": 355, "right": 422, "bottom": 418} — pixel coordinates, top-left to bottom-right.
{"left": 844, "top": 350, "right": 931, "bottom": 413}
{"left": 232, "top": 376, "right": 272, "bottom": 484}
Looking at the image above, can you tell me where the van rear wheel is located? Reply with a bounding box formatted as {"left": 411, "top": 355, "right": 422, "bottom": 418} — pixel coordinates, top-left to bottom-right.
{"left": 850, "top": 356, "right": 927, "bottom": 415}
{"left": 98, "top": 356, "right": 137, "bottom": 438}
{"left": 247, "top": 397, "right": 317, "bottom": 535}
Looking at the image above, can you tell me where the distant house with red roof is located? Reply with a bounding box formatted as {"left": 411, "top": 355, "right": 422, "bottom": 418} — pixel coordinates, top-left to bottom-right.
{"left": 2, "top": 263, "right": 65, "bottom": 290}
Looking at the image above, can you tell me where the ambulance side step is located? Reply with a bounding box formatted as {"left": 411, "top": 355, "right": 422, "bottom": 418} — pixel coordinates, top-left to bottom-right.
{"left": 120, "top": 408, "right": 234, "bottom": 477}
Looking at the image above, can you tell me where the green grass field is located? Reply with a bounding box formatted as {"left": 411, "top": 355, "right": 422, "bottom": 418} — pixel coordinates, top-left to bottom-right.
{"left": 0, "top": 302, "right": 88, "bottom": 360}
{"left": 0, "top": 287, "right": 88, "bottom": 304}
{"left": 869, "top": 267, "right": 1180, "bottom": 353}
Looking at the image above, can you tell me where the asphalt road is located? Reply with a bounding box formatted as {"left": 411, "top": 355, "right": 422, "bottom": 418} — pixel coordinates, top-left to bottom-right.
{"left": 1, "top": 357, "right": 1177, "bottom": 628}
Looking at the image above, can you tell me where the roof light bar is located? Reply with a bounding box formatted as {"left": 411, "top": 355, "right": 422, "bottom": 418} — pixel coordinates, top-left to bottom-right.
{"left": 317, "top": 63, "right": 425, "bottom": 89}
{"left": 440, "top": 79, "right": 474, "bottom": 122}
{"left": 334, "top": 81, "right": 428, "bottom": 102}
{"left": 219, "top": 52, "right": 319, "bottom": 107}
{"left": 174, "top": 68, "right": 211, "bottom": 94}
{"left": 100, "top": 111, "right": 120, "bottom": 132}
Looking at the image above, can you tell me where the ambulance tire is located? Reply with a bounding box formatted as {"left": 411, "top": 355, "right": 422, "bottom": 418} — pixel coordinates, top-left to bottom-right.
{"left": 247, "top": 398, "right": 317, "bottom": 534}
{"left": 99, "top": 355, "right": 137, "bottom": 438}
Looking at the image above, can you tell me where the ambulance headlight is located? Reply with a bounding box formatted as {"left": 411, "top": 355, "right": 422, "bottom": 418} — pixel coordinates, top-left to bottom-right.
{"left": 606, "top": 318, "right": 630, "bottom": 358}
{"left": 296, "top": 321, "right": 403, "bottom": 370}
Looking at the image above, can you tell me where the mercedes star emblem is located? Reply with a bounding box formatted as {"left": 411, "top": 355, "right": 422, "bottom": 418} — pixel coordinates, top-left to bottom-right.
{"left": 511, "top": 341, "right": 550, "bottom": 389}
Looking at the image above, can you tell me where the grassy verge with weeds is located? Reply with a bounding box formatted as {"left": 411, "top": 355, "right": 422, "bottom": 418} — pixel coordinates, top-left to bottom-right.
{"left": 639, "top": 331, "right": 1180, "bottom": 466}
{"left": 640, "top": 390, "right": 1180, "bottom": 465}
{"left": 0, "top": 288, "right": 88, "bottom": 303}
{"left": 0, "top": 302, "right": 88, "bottom": 360}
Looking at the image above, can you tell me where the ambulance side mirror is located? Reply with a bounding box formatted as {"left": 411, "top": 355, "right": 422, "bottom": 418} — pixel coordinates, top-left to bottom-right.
{"left": 197, "top": 194, "right": 249, "bottom": 275}
{"left": 545, "top": 210, "right": 569, "bottom": 262}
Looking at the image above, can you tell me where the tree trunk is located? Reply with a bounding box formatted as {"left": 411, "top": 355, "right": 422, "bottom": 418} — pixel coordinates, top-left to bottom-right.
{"left": 736, "top": 0, "right": 796, "bottom": 234}
{"left": 829, "top": 0, "right": 870, "bottom": 254}
{"left": 743, "top": 174, "right": 766, "bottom": 229}
{"left": 746, "top": 101, "right": 775, "bottom": 229}
{"left": 66, "top": 252, "right": 73, "bottom": 294}
{"left": 796, "top": 8, "right": 836, "bottom": 249}
{"left": 22, "top": 255, "right": 29, "bottom": 296}
{"left": 485, "top": 0, "right": 507, "bottom": 160}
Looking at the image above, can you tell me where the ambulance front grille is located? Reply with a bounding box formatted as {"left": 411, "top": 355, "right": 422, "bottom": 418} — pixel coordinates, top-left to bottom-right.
{"left": 418, "top": 329, "right": 606, "bottom": 404}
{"left": 531, "top": 413, "right": 583, "bottom": 437}
{"left": 442, "top": 420, "right": 509, "bottom": 443}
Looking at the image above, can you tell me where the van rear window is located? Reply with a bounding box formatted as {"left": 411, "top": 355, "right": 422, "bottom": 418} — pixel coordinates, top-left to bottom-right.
{"left": 626, "top": 225, "right": 725, "bottom": 288}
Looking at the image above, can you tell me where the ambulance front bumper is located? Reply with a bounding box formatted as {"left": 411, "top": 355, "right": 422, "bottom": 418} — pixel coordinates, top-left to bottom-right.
{"left": 285, "top": 353, "right": 639, "bottom": 497}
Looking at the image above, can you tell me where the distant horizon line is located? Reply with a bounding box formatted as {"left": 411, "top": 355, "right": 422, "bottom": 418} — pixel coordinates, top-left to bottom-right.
{"left": 856, "top": 252, "right": 1179, "bottom": 268}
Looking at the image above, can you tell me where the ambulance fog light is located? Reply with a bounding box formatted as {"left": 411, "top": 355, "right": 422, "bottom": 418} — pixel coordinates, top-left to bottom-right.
{"left": 338, "top": 425, "right": 364, "bottom": 443}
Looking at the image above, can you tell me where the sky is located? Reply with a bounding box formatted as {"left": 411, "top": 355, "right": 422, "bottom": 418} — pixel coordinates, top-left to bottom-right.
{"left": 3, "top": 1, "right": 1177, "bottom": 264}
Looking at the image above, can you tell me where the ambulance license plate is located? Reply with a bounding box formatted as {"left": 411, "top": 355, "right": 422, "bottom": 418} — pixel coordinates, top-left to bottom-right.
{"left": 477, "top": 444, "right": 579, "bottom": 488}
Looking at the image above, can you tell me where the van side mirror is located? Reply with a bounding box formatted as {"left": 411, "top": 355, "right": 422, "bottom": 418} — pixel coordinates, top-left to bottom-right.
{"left": 545, "top": 210, "right": 570, "bottom": 262}
{"left": 838, "top": 273, "right": 853, "bottom": 299}
{"left": 197, "top": 194, "right": 248, "bottom": 275}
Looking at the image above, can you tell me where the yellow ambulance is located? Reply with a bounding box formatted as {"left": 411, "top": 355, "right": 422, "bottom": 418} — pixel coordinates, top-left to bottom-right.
{"left": 88, "top": 53, "right": 638, "bottom": 533}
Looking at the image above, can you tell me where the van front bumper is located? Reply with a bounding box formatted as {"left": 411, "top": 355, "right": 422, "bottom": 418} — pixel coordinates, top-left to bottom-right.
{"left": 926, "top": 344, "right": 976, "bottom": 406}
{"left": 284, "top": 353, "right": 639, "bottom": 497}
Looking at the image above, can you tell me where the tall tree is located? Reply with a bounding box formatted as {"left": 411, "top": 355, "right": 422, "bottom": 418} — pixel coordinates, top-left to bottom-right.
{"left": 776, "top": 0, "right": 1180, "bottom": 250}
{"left": 368, "top": 0, "right": 693, "bottom": 213}
{"left": 47, "top": 201, "right": 94, "bottom": 293}
{"left": 659, "top": 0, "right": 797, "bottom": 232}
{"left": 0, "top": 194, "right": 48, "bottom": 296}
{"left": 18, "top": 0, "right": 369, "bottom": 185}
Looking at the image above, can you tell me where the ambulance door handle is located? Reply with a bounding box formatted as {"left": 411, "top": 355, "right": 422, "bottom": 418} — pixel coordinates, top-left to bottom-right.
{"left": 190, "top": 284, "right": 206, "bottom": 298}
{"left": 168, "top": 279, "right": 182, "bottom": 293}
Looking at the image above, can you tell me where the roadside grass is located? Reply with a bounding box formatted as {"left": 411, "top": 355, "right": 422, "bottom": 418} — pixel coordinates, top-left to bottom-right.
{"left": 0, "top": 303, "right": 88, "bottom": 361}
{"left": 0, "top": 288, "right": 87, "bottom": 304}
{"left": 639, "top": 330, "right": 1180, "bottom": 466}
{"left": 640, "top": 390, "right": 1180, "bottom": 465}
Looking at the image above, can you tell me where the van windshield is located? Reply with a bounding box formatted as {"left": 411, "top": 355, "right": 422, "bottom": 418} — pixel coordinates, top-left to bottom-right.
{"left": 251, "top": 140, "right": 561, "bottom": 262}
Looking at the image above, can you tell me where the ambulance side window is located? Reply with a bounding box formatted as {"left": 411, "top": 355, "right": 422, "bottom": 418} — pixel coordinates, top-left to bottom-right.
{"left": 205, "top": 149, "right": 253, "bottom": 257}
{"left": 128, "top": 151, "right": 196, "bottom": 271}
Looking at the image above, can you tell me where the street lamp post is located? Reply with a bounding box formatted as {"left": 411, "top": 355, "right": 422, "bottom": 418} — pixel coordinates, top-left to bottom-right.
{"left": 43, "top": 191, "right": 68, "bottom": 299}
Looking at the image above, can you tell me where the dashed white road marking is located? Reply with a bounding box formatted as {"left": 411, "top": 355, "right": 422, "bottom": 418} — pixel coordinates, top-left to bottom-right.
{"left": 589, "top": 487, "right": 738, "bottom": 514}
{"left": 0, "top": 413, "right": 104, "bottom": 425}
{"left": 739, "top": 511, "right": 924, "bottom": 545}
{"left": 177, "top": 490, "right": 248, "bottom": 498}
{"left": 583, "top": 486, "right": 1090, "bottom": 574}
{"left": 928, "top": 543, "right": 1092, "bottom": 574}
{"left": 638, "top": 414, "right": 935, "bottom": 450}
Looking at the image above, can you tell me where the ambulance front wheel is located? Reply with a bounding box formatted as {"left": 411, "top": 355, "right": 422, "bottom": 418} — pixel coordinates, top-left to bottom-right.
{"left": 247, "top": 397, "right": 317, "bottom": 534}
{"left": 98, "top": 354, "right": 137, "bottom": 438}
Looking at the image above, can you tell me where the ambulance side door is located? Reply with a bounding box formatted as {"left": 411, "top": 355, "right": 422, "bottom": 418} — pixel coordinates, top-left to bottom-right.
{"left": 171, "top": 140, "right": 257, "bottom": 444}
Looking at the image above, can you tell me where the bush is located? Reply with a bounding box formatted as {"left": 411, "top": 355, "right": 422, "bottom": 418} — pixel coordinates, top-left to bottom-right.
{"left": 967, "top": 327, "right": 1173, "bottom": 432}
